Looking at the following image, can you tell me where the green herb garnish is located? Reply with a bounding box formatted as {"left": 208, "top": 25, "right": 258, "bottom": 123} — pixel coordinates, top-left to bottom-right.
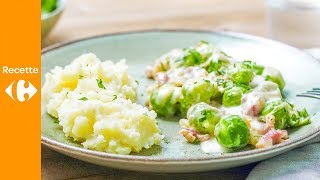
{"left": 192, "top": 138, "right": 201, "bottom": 144}
{"left": 200, "top": 40, "right": 209, "bottom": 44}
{"left": 112, "top": 95, "right": 117, "bottom": 101}
{"left": 79, "top": 97, "right": 88, "bottom": 101}
{"left": 53, "top": 118, "right": 59, "bottom": 124}
{"left": 96, "top": 79, "right": 106, "bottom": 89}
{"left": 160, "top": 62, "right": 167, "bottom": 71}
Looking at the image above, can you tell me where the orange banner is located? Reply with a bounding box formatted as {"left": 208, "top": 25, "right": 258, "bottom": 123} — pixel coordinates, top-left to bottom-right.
{"left": 0, "top": 1, "right": 40, "bottom": 179}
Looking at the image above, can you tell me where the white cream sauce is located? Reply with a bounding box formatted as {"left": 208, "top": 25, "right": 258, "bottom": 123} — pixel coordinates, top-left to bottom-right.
{"left": 200, "top": 138, "right": 232, "bottom": 154}
{"left": 222, "top": 106, "right": 243, "bottom": 116}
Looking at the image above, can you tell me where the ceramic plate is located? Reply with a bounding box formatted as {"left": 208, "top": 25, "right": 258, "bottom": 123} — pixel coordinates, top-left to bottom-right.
{"left": 41, "top": 30, "right": 320, "bottom": 173}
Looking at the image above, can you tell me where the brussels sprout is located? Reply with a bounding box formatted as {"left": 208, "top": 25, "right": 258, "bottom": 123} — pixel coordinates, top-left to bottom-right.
{"left": 195, "top": 41, "right": 215, "bottom": 60}
{"left": 42, "top": 0, "right": 57, "bottom": 14}
{"left": 222, "top": 87, "right": 243, "bottom": 107}
{"left": 179, "top": 79, "right": 218, "bottom": 115}
{"left": 183, "top": 49, "right": 204, "bottom": 66}
{"left": 206, "top": 59, "right": 231, "bottom": 75}
{"left": 182, "top": 41, "right": 216, "bottom": 66}
{"left": 242, "top": 60, "right": 265, "bottom": 75}
{"left": 150, "top": 84, "right": 181, "bottom": 116}
{"left": 214, "top": 115, "right": 250, "bottom": 148}
{"left": 215, "top": 78, "right": 252, "bottom": 94}
{"left": 261, "top": 100, "right": 291, "bottom": 129}
{"left": 187, "top": 102, "right": 221, "bottom": 134}
{"left": 262, "top": 67, "right": 285, "bottom": 90}
{"left": 178, "top": 98, "right": 190, "bottom": 116}
{"left": 228, "top": 63, "right": 254, "bottom": 85}
{"left": 288, "top": 108, "right": 310, "bottom": 127}
{"left": 236, "top": 83, "right": 252, "bottom": 93}
{"left": 182, "top": 79, "right": 219, "bottom": 104}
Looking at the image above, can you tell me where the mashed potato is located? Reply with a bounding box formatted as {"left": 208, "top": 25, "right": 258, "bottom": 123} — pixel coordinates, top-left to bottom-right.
{"left": 42, "top": 53, "right": 163, "bottom": 154}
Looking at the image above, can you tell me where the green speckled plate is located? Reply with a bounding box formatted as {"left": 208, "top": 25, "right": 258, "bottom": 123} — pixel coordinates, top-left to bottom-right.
{"left": 41, "top": 30, "right": 320, "bottom": 173}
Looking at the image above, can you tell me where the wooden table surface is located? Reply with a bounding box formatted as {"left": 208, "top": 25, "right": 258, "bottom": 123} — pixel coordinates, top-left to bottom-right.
{"left": 42, "top": 0, "right": 266, "bottom": 179}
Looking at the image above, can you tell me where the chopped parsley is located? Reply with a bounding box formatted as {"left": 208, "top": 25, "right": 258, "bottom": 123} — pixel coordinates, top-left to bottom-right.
{"left": 96, "top": 79, "right": 106, "bottom": 89}
{"left": 135, "top": 80, "right": 139, "bottom": 85}
{"left": 183, "top": 49, "right": 204, "bottom": 66}
{"left": 192, "top": 138, "right": 200, "bottom": 144}
{"left": 79, "top": 75, "right": 84, "bottom": 79}
{"left": 200, "top": 40, "right": 209, "bottom": 44}
{"left": 78, "top": 97, "right": 88, "bottom": 101}
{"left": 164, "top": 138, "right": 170, "bottom": 144}
{"left": 53, "top": 118, "right": 59, "bottom": 124}
{"left": 112, "top": 95, "right": 117, "bottom": 101}
{"left": 160, "top": 62, "right": 167, "bottom": 71}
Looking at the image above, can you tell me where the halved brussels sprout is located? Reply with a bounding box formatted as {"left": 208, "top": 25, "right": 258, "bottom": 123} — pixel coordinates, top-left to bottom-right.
{"left": 262, "top": 67, "right": 285, "bottom": 90}
{"left": 228, "top": 63, "right": 254, "bottom": 85}
{"left": 187, "top": 102, "right": 221, "bottom": 134}
{"left": 261, "top": 100, "right": 311, "bottom": 129}
{"left": 261, "top": 100, "right": 291, "bottom": 129}
{"left": 150, "top": 84, "right": 181, "bottom": 116}
{"left": 206, "top": 59, "right": 230, "bottom": 75}
{"left": 214, "top": 115, "right": 250, "bottom": 148}
{"left": 288, "top": 108, "right": 310, "bottom": 128}
{"left": 222, "top": 87, "right": 243, "bottom": 107}
{"left": 182, "top": 41, "right": 215, "bottom": 66}
{"left": 183, "top": 49, "right": 205, "bottom": 66}
{"left": 242, "top": 60, "right": 265, "bottom": 75}
{"left": 181, "top": 79, "right": 219, "bottom": 109}
{"left": 195, "top": 40, "right": 215, "bottom": 60}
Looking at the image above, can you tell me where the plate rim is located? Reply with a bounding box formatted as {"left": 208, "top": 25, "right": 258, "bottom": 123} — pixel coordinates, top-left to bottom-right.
{"left": 41, "top": 29, "right": 320, "bottom": 163}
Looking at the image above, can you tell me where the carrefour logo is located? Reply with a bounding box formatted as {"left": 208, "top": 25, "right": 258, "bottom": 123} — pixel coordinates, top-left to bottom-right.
{"left": 5, "top": 80, "right": 37, "bottom": 102}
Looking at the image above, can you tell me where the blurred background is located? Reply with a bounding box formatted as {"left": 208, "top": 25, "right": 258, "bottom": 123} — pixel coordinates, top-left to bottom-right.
{"left": 42, "top": 0, "right": 267, "bottom": 47}
{"left": 42, "top": 0, "right": 320, "bottom": 50}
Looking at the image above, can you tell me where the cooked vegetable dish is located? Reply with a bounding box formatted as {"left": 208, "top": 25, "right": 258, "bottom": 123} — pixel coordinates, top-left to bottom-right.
{"left": 146, "top": 41, "right": 310, "bottom": 151}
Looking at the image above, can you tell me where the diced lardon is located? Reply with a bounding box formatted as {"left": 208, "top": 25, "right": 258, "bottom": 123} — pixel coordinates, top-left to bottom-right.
{"left": 242, "top": 78, "right": 281, "bottom": 117}
{"left": 256, "top": 128, "right": 288, "bottom": 149}
{"left": 155, "top": 72, "right": 169, "bottom": 85}
{"left": 248, "top": 114, "right": 276, "bottom": 146}
{"left": 241, "top": 93, "right": 265, "bottom": 117}
{"left": 179, "top": 119, "right": 210, "bottom": 143}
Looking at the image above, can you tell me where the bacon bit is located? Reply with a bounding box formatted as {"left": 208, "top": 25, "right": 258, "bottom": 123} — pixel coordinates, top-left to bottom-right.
{"left": 197, "top": 134, "right": 211, "bottom": 142}
{"left": 155, "top": 72, "right": 169, "bottom": 85}
{"left": 179, "top": 129, "right": 196, "bottom": 143}
{"left": 256, "top": 128, "right": 288, "bottom": 149}
{"left": 179, "top": 128, "right": 210, "bottom": 143}
{"left": 241, "top": 94, "right": 265, "bottom": 116}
